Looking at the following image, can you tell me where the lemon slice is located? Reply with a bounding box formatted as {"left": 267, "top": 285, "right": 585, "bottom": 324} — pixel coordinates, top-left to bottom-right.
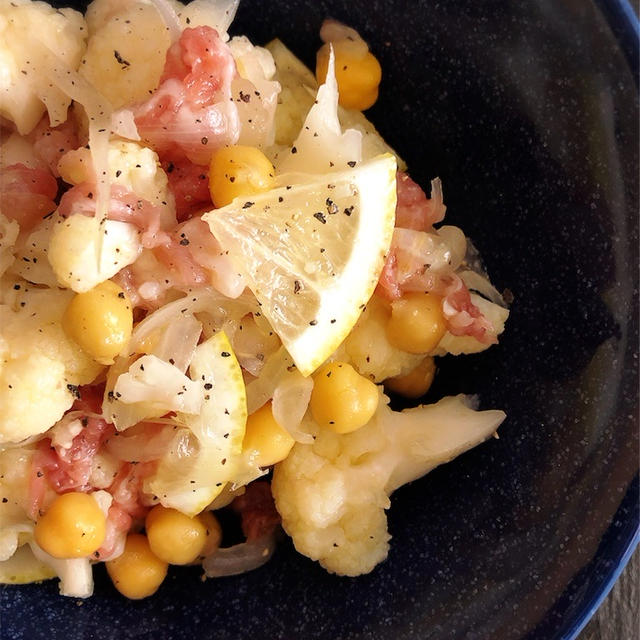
{"left": 203, "top": 154, "right": 397, "bottom": 376}
{"left": 144, "top": 332, "right": 247, "bottom": 516}
{"left": 0, "top": 544, "right": 56, "bottom": 584}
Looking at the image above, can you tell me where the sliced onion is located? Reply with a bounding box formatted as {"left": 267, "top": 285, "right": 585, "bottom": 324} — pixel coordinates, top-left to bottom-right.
{"left": 105, "top": 423, "right": 176, "bottom": 462}
{"left": 202, "top": 532, "right": 277, "bottom": 578}
{"left": 436, "top": 225, "right": 467, "bottom": 271}
{"left": 458, "top": 269, "right": 506, "bottom": 307}
{"left": 111, "top": 109, "right": 141, "bottom": 141}
{"left": 245, "top": 347, "right": 294, "bottom": 414}
{"left": 151, "top": 313, "right": 202, "bottom": 373}
{"left": 148, "top": 0, "right": 182, "bottom": 43}
{"left": 272, "top": 371, "right": 314, "bottom": 444}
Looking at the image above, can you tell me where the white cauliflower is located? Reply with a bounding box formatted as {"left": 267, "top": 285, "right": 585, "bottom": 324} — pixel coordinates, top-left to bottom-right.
{"left": 47, "top": 214, "right": 141, "bottom": 293}
{"left": 0, "top": 279, "right": 104, "bottom": 443}
{"left": 272, "top": 394, "right": 505, "bottom": 576}
{"left": 80, "top": 1, "right": 171, "bottom": 109}
{"left": 0, "top": 0, "right": 87, "bottom": 134}
{"left": 10, "top": 216, "right": 58, "bottom": 287}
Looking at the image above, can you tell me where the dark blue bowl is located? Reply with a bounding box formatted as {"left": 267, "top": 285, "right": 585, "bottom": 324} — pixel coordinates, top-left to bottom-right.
{"left": 2, "top": 1, "right": 638, "bottom": 638}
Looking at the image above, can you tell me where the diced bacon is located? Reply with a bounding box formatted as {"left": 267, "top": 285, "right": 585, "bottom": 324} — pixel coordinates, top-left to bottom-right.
{"left": 232, "top": 481, "right": 280, "bottom": 542}
{"left": 28, "top": 114, "right": 79, "bottom": 178}
{"left": 108, "top": 461, "right": 156, "bottom": 520}
{"left": 0, "top": 163, "right": 57, "bottom": 232}
{"left": 376, "top": 227, "right": 496, "bottom": 344}
{"left": 395, "top": 172, "right": 446, "bottom": 231}
{"left": 28, "top": 385, "right": 114, "bottom": 517}
{"left": 95, "top": 503, "right": 132, "bottom": 561}
{"left": 58, "top": 182, "right": 166, "bottom": 248}
{"left": 153, "top": 235, "right": 209, "bottom": 286}
{"left": 441, "top": 274, "right": 497, "bottom": 344}
{"left": 163, "top": 159, "right": 212, "bottom": 222}
{"left": 135, "top": 27, "right": 240, "bottom": 165}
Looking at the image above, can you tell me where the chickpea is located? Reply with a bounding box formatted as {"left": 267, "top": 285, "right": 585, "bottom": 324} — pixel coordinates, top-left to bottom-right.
{"left": 310, "top": 361, "right": 379, "bottom": 434}
{"left": 242, "top": 401, "right": 295, "bottom": 467}
{"left": 386, "top": 292, "right": 447, "bottom": 354}
{"left": 106, "top": 533, "right": 168, "bottom": 600}
{"left": 34, "top": 492, "right": 106, "bottom": 559}
{"left": 209, "top": 145, "right": 275, "bottom": 208}
{"left": 316, "top": 41, "right": 382, "bottom": 111}
{"left": 197, "top": 511, "right": 222, "bottom": 558}
{"left": 145, "top": 505, "right": 207, "bottom": 565}
{"left": 62, "top": 280, "right": 133, "bottom": 365}
{"left": 384, "top": 356, "right": 436, "bottom": 399}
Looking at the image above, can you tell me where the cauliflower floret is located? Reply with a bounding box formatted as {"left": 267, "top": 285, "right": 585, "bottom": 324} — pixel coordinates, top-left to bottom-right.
{"left": 0, "top": 281, "right": 104, "bottom": 444}
{"left": 48, "top": 214, "right": 141, "bottom": 294}
{"left": 342, "top": 295, "right": 423, "bottom": 382}
{"left": 0, "top": 0, "right": 87, "bottom": 134}
{"left": 80, "top": 1, "right": 171, "bottom": 109}
{"left": 58, "top": 139, "right": 176, "bottom": 229}
{"left": 272, "top": 394, "right": 505, "bottom": 576}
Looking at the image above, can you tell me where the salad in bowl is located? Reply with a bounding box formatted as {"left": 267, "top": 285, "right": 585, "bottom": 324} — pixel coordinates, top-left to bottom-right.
{"left": 0, "top": 0, "right": 509, "bottom": 599}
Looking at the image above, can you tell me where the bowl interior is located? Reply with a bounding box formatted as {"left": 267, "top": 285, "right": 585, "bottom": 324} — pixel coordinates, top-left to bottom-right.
{"left": 2, "top": 1, "right": 638, "bottom": 639}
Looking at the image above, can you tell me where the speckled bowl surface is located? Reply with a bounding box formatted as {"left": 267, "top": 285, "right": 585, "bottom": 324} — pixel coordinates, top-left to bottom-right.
{"left": 1, "top": 1, "right": 638, "bottom": 639}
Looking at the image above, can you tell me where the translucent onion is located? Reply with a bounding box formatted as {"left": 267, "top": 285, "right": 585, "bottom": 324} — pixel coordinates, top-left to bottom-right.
{"left": 319, "top": 18, "right": 368, "bottom": 57}
{"left": 272, "top": 370, "right": 315, "bottom": 444}
{"left": 437, "top": 225, "right": 467, "bottom": 271}
{"left": 245, "top": 347, "right": 294, "bottom": 414}
{"left": 148, "top": 0, "right": 182, "bottom": 43}
{"left": 202, "top": 532, "right": 277, "bottom": 578}
{"left": 459, "top": 269, "right": 507, "bottom": 307}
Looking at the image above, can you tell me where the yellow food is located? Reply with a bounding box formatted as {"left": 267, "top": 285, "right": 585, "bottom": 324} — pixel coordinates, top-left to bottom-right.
{"left": 243, "top": 401, "right": 295, "bottom": 467}
{"left": 62, "top": 281, "right": 133, "bottom": 365}
{"left": 386, "top": 292, "right": 447, "bottom": 354}
{"left": 145, "top": 505, "right": 207, "bottom": 565}
{"left": 203, "top": 154, "right": 397, "bottom": 376}
{"left": 145, "top": 332, "right": 247, "bottom": 516}
{"left": 80, "top": 1, "right": 171, "bottom": 109}
{"left": 316, "top": 41, "right": 381, "bottom": 111}
{"left": 0, "top": 282, "right": 103, "bottom": 444}
{"left": 34, "top": 492, "right": 106, "bottom": 559}
{"left": 209, "top": 145, "right": 276, "bottom": 208}
{"left": 310, "top": 361, "right": 378, "bottom": 434}
{"left": 384, "top": 356, "right": 436, "bottom": 398}
{"left": 106, "top": 533, "right": 168, "bottom": 600}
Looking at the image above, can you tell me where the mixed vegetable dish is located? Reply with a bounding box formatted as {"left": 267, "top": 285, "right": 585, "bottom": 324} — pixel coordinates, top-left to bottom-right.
{"left": 0, "top": 0, "right": 509, "bottom": 599}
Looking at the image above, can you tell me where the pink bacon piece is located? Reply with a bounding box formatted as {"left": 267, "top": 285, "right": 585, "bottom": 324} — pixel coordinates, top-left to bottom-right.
{"left": 134, "top": 26, "right": 239, "bottom": 165}
{"left": 0, "top": 163, "right": 58, "bottom": 232}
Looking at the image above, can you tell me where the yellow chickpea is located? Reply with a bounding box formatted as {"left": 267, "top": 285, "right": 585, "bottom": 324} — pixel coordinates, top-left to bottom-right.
{"left": 384, "top": 356, "right": 437, "bottom": 399}
{"left": 242, "top": 401, "right": 295, "bottom": 467}
{"left": 145, "top": 505, "right": 207, "bottom": 565}
{"left": 197, "top": 511, "right": 223, "bottom": 558}
{"left": 106, "top": 533, "right": 168, "bottom": 600}
{"left": 386, "top": 292, "right": 447, "bottom": 354}
{"left": 310, "top": 361, "right": 379, "bottom": 434}
{"left": 34, "top": 492, "right": 106, "bottom": 559}
{"left": 209, "top": 145, "right": 275, "bottom": 208}
{"left": 316, "top": 41, "right": 382, "bottom": 111}
{"left": 62, "top": 280, "right": 133, "bottom": 365}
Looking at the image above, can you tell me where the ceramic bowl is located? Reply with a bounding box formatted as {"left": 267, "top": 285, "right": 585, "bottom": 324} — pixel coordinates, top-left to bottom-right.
{"left": 2, "top": 1, "right": 638, "bottom": 638}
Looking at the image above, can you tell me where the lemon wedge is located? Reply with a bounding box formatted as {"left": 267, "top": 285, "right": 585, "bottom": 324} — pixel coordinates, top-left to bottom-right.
{"left": 0, "top": 544, "right": 56, "bottom": 584}
{"left": 144, "top": 332, "right": 247, "bottom": 516}
{"left": 203, "top": 154, "right": 397, "bottom": 376}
